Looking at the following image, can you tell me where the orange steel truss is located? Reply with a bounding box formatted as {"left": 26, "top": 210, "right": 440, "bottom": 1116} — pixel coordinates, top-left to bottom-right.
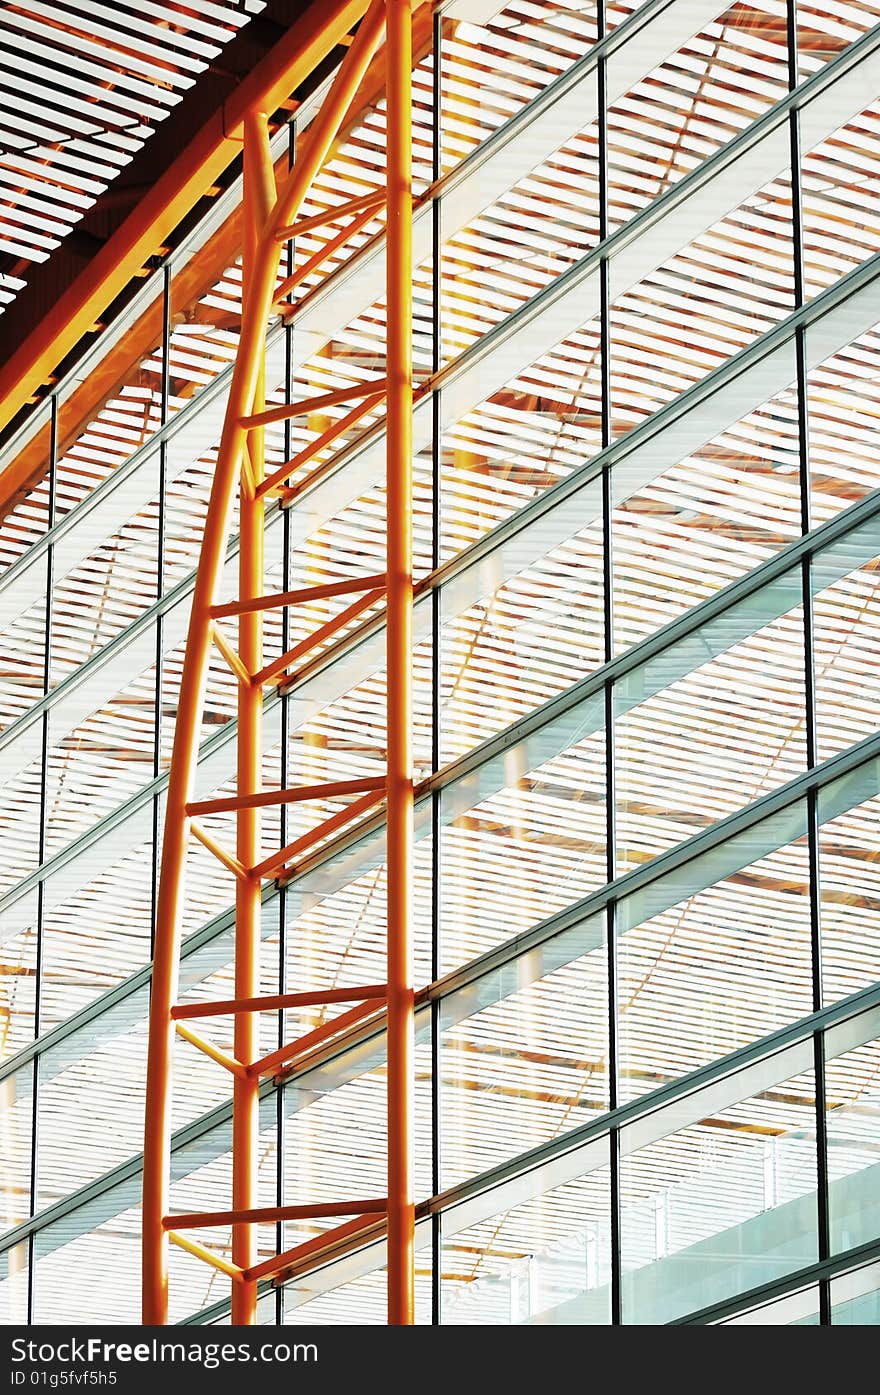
{"left": 141, "top": 0, "right": 414, "bottom": 1325}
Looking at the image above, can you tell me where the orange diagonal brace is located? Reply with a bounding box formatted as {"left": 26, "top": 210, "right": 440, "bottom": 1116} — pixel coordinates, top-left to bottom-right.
{"left": 253, "top": 786, "right": 386, "bottom": 882}
{"left": 172, "top": 984, "right": 387, "bottom": 1019}
{"left": 272, "top": 200, "right": 387, "bottom": 308}
{"left": 211, "top": 573, "right": 388, "bottom": 619}
{"left": 244, "top": 1213, "right": 382, "bottom": 1284}
{"left": 189, "top": 820, "right": 249, "bottom": 882}
{"left": 240, "top": 377, "right": 388, "bottom": 431}
{"left": 253, "top": 586, "right": 386, "bottom": 687}
{"left": 187, "top": 775, "right": 386, "bottom": 818}
{"left": 274, "top": 189, "right": 386, "bottom": 242}
{"left": 167, "top": 1230, "right": 244, "bottom": 1282}
{"left": 210, "top": 622, "right": 252, "bottom": 687}
{"left": 164, "top": 1199, "right": 387, "bottom": 1230}
{"left": 256, "top": 394, "right": 386, "bottom": 499}
{"left": 247, "top": 999, "right": 384, "bottom": 1078}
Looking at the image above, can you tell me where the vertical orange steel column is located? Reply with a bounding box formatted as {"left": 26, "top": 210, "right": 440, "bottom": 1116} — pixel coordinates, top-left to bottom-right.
{"left": 232, "top": 111, "right": 274, "bottom": 1327}
{"left": 141, "top": 122, "right": 284, "bottom": 1328}
{"left": 142, "top": 0, "right": 413, "bottom": 1323}
{"left": 385, "top": 0, "right": 415, "bottom": 1325}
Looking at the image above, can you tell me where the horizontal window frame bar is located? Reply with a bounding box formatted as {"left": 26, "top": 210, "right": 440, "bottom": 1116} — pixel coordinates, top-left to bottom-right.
{"left": 1, "top": 247, "right": 876, "bottom": 936}
{"left": 1, "top": 470, "right": 877, "bottom": 1088}
{"left": 3, "top": 739, "right": 879, "bottom": 1268}
{"left": 0, "top": 0, "right": 679, "bottom": 590}
{"left": 1, "top": 9, "right": 875, "bottom": 616}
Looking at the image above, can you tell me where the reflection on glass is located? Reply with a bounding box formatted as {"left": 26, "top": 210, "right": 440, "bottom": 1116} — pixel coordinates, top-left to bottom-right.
{"left": 440, "top": 3, "right": 598, "bottom": 177}
{"left": 612, "top": 376, "right": 802, "bottom": 653}
{"left": 825, "top": 1037, "right": 880, "bottom": 1255}
{"left": 442, "top": 1162, "right": 611, "bottom": 1324}
{"left": 831, "top": 1259, "right": 880, "bottom": 1324}
{"left": 0, "top": 890, "right": 38, "bottom": 1055}
{"left": 617, "top": 817, "right": 813, "bottom": 1100}
{"left": 801, "top": 100, "right": 880, "bottom": 299}
{"left": 283, "top": 1234, "right": 433, "bottom": 1324}
{"left": 616, "top": 603, "right": 807, "bottom": 872}
{"left": 0, "top": 1241, "right": 28, "bottom": 1324}
{"left": 611, "top": 169, "right": 795, "bottom": 440}
{"left": 812, "top": 533, "right": 880, "bottom": 763}
{"left": 807, "top": 323, "right": 880, "bottom": 527}
{"left": 621, "top": 1066, "right": 818, "bottom": 1323}
{"left": 0, "top": 1063, "right": 32, "bottom": 1240}
{"left": 608, "top": 1, "right": 789, "bottom": 230}
{"left": 440, "top": 718, "right": 606, "bottom": 972}
{"left": 819, "top": 786, "right": 880, "bottom": 1009}
{"left": 440, "top": 482, "right": 604, "bottom": 763}
{"left": 441, "top": 916, "right": 608, "bottom": 1189}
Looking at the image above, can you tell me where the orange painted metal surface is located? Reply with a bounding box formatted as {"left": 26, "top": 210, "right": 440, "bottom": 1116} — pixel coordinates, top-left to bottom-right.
{"left": 0, "top": 0, "right": 371, "bottom": 459}
{"left": 141, "top": 0, "right": 414, "bottom": 1325}
{"left": 384, "top": 0, "right": 415, "bottom": 1328}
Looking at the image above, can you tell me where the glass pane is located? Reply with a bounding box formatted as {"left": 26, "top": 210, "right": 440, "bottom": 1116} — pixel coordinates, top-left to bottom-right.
{"left": 439, "top": 82, "right": 600, "bottom": 365}
{"left": 282, "top": 828, "right": 433, "bottom": 1011}
{"left": 440, "top": 2, "right": 599, "bottom": 178}
{"left": 818, "top": 766, "right": 880, "bottom": 1008}
{"left": 617, "top": 805, "right": 813, "bottom": 1100}
{"left": 610, "top": 161, "right": 795, "bottom": 442}
{"left": 614, "top": 570, "right": 806, "bottom": 872}
{"left": 440, "top": 690, "right": 606, "bottom": 972}
{"left": 32, "top": 1192, "right": 142, "bottom": 1324}
{"left": 0, "top": 400, "right": 53, "bottom": 574}
{"left": 442, "top": 1159, "right": 611, "bottom": 1324}
{"left": 439, "top": 476, "right": 604, "bottom": 762}
{"left": 831, "top": 1260, "right": 880, "bottom": 1324}
{"left": 281, "top": 1038, "right": 433, "bottom": 1250}
{"left": 48, "top": 455, "right": 160, "bottom": 688}
{"left": 439, "top": 306, "right": 603, "bottom": 563}
{"left": 440, "top": 914, "right": 608, "bottom": 1189}
{"left": 621, "top": 1063, "right": 818, "bottom": 1323}
{"left": 807, "top": 320, "right": 880, "bottom": 528}
{"left": 608, "top": 1, "right": 789, "bottom": 231}
{"left": 612, "top": 363, "right": 802, "bottom": 653}
{"left": 812, "top": 519, "right": 880, "bottom": 763}
{"left": 282, "top": 1228, "right": 433, "bottom": 1324}
{"left": 797, "top": 1, "right": 880, "bottom": 83}
{"left": 825, "top": 1036, "right": 880, "bottom": 1255}
{"left": 0, "top": 1241, "right": 29, "bottom": 1324}
{"left": 0, "top": 551, "right": 48, "bottom": 736}
{"left": 44, "top": 642, "right": 158, "bottom": 864}
{"left": 801, "top": 97, "right": 880, "bottom": 300}
{"left": 0, "top": 1063, "right": 33, "bottom": 1240}
{"left": 0, "top": 888, "right": 38, "bottom": 1056}
{"left": 51, "top": 288, "right": 165, "bottom": 525}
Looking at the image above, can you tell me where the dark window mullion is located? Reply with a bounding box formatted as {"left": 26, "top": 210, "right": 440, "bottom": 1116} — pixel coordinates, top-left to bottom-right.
{"left": 431, "top": 6, "right": 443, "bottom": 1328}
{"left": 597, "top": 0, "right": 621, "bottom": 1328}
{"left": 787, "top": 0, "right": 831, "bottom": 1326}
{"left": 277, "top": 116, "right": 296, "bottom": 1325}
{"left": 28, "top": 392, "right": 57, "bottom": 1324}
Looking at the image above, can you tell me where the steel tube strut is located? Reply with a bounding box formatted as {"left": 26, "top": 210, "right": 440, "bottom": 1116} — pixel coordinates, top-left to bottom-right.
{"left": 385, "top": 0, "right": 415, "bottom": 1326}
{"left": 141, "top": 0, "right": 414, "bottom": 1324}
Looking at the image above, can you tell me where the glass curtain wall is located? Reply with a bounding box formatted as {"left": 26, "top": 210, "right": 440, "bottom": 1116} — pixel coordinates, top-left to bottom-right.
{"left": 0, "top": 0, "right": 879, "bottom": 1325}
